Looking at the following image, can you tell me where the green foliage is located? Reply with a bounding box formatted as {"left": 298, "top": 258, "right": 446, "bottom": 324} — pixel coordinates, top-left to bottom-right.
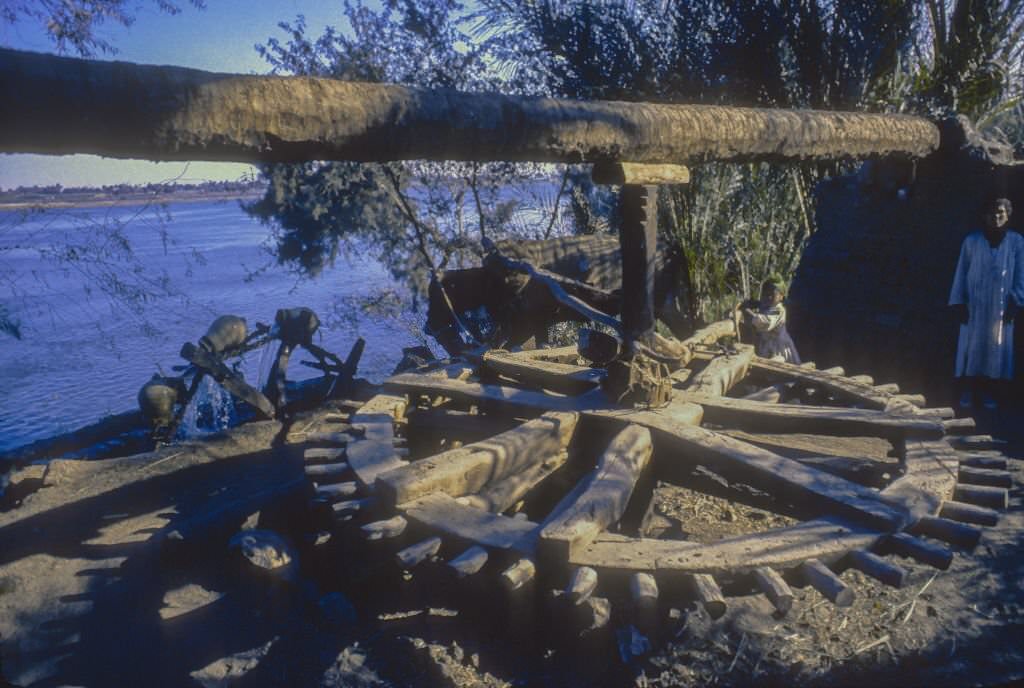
{"left": 1, "top": 0, "right": 205, "bottom": 57}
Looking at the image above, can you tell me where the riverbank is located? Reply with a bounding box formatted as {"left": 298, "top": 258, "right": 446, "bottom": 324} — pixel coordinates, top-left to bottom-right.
{"left": 0, "top": 189, "right": 265, "bottom": 210}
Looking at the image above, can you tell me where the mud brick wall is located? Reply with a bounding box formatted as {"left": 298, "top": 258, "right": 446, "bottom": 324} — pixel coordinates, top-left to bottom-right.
{"left": 789, "top": 119, "right": 1024, "bottom": 405}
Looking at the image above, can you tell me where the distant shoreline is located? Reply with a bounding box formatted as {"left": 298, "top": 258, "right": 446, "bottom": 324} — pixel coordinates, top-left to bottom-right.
{"left": 0, "top": 189, "right": 265, "bottom": 210}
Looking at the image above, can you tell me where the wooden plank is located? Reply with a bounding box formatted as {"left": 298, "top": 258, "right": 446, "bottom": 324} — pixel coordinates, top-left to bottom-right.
{"left": 399, "top": 492, "right": 538, "bottom": 553}
{"left": 347, "top": 397, "right": 406, "bottom": 489}
{"left": 456, "top": 451, "right": 569, "bottom": 513}
{"left": 571, "top": 519, "right": 878, "bottom": 575}
{"left": 685, "top": 344, "right": 754, "bottom": 397}
{"left": 483, "top": 350, "right": 603, "bottom": 394}
{"left": 539, "top": 425, "right": 653, "bottom": 561}
{"left": 385, "top": 373, "right": 705, "bottom": 429}
{"left": 375, "top": 412, "right": 579, "bottom": 506}
{"left": 688, "top": 393, "right": 945, "bottom": 441}
{"left": 508, "top": 345, "right": 582, "bottom": 364}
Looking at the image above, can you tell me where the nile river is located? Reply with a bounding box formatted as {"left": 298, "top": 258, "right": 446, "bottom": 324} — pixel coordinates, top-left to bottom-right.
{"left": 0, "top": 199, "right": 423, "bottom": 452}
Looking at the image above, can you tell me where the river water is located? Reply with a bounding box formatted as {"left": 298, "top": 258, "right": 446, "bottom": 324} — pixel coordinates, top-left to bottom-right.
{"left": 0, "top": 199, "right": 424, "bottom": 452}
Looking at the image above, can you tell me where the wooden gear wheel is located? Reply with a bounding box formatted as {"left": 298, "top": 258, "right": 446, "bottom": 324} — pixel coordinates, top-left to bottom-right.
{"left": 295, "top": 321, "right": 1012, "bottom": 643}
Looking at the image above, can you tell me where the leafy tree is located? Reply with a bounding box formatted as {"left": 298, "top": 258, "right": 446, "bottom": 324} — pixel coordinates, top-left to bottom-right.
{"left": 1, "top": 0, "right": 205, "bottom": 57}
{"left": 247, "top": 1, "right": 577, "bottom": 305}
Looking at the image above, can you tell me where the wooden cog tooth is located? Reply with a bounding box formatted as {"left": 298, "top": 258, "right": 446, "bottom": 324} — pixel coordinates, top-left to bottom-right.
{"left": 874, "top": 382, "right": 900, "bottom": 394}
{"left": 885, "top": 532, "right": 954, "bottom": 570}
{"left": 916, "top": 407, "right": 956, "bottom": 419}
{"left": 315, "top": 481, "right": 359, "bottom": 502}
{"left": 688, "top": 574, "right": 726, "bottom": 619}
{"left": 566, "top": 566, "right": 599, "bottom": 605}
{"left": 448, "top": 546, "right": 489, "bottom": 577}
{"left": 801, "top": 558, "right": 854, "bottom": 606}
{"left": 361, "top": 515, "right": 408, "bottom": 540}
{"left": 894, "top": 393, "right": 926, "bottom": 406}
{"left": 304, "top": 431, "right": 352, "bottom": 445}
{"left": 958, "top": 466, "right": 1012, "bottom": 488}
{"left": 501, "top": 558, "right": 536, "bottom": 592}
{"left": 942, "top": 417, "right": 976, "bottom": 434}
{"left": 395, "top": 536, "right": 443, "bottom": 568}
{"left": 304, "top": 462, "right": 350, "bottom": 480}
{"left": 954, "top": 484, "right": 1009, "bottom": 510}
{"left": 939, "top": 500, "right": 1000, "bottom": 526}
{"left": 959, "top": 455, "right": 1008, "bottom": 470}
{"left": 751, "top": 566, "right": 794, "bottom": 613}
{"left": 908, "top": 515, "right": 982, "bottom": 550}
{"left": 848, "top": 374, "right": 874, "bottom": 385}
{"left": 332, "top": 498, "right": 372, "bottom": 519}
{"left": 847, "top": 550, "right": 907, "bottom": 588}
{"left": 304, "top": 447, "right": 347, "bottom": 463}
{"left": 950, "top": 435, "right": 1007, "bottom": 451}
{"left": 821, "top": 366, "right": 845, "bottom": 375}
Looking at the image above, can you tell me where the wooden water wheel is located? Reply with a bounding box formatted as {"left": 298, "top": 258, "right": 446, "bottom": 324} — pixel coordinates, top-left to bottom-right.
{"left": 293, "top": 321, "right": 1011, "bottom": 643}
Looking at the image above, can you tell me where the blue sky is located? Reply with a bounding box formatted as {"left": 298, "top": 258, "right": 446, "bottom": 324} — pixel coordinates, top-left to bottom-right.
{"left": 1, "top": 1, "right": 360, "bottom": 189}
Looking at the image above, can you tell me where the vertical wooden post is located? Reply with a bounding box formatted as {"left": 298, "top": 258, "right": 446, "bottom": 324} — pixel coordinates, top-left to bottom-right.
{"left": 619, "top": 184, "right": 658, "bottom": 345}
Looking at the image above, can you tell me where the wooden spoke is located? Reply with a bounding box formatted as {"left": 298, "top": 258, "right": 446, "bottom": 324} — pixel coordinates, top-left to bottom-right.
{"left": 483, "top": 350, "right": 603, "bottom": 394}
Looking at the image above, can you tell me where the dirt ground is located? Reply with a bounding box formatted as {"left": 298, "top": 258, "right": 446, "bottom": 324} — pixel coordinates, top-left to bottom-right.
{"left": 0, "top": 405, "right": 1022, "bottom": 687}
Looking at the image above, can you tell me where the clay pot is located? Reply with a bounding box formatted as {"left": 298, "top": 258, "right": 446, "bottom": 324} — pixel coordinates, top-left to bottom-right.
{"left": 200, "top": 315, "right": 248, "bottom": 354}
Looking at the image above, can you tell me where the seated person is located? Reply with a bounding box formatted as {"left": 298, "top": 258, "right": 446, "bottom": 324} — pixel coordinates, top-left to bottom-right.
{"left": 736, "top": 276, "right": 801, "bottom": 363}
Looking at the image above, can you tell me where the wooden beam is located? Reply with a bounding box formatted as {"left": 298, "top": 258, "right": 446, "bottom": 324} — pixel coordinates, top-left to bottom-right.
{"left": 456, "top": 451, "right": 569, "bottom": 513}
{"left": 540, "top": 423, "right": 651, "bottom": 565}
{"left": 688, "top": 394, "right": 945, "bottom": 441}
{"left": 346, "top": 394, "right": 407, "bottom": 488}
{"left": 592, "top": 161, "right": 691, "bottom": 185}
{"left": 0, "top": 48, "right": 939, "bottom": 164}
{"left": 482, "top": 350, "right": 603, "bottom": 395}
{"left": 539, "top": 425, "right": 653, "bottom": 561}
{"left": 399, "top": 492, "right": 538, "bottom": 553}
{"left": 375, "top": 411, "right": 579, "bottom": 506}
{"left": 684, "top": 344, "right": 754, "bottom": 397}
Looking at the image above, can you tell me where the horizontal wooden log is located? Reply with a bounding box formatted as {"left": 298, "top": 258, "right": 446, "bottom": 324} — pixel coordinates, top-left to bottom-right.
{"left": 908, "top": 515, "right": 981, "bottom": 550}
{"left": 483, "top": 350, "right": 603, "bottom": 395}
{"left": 881, "top": 441, "right": 959, "bottom": 520}
{"left": 751, "top": 566, "right": 794, "bottom": 613}
{"left": 846, "top": 549, "right": 907, "bottom": 588}
{"left": 939, "top": 500, "right": 999, "bottom": 526}
{"left": 0, "top": 48, "right": 939, "bottom": 164}
{"left": 539, "top": 425, "right": 653, "bottom": 561}
{"left": 377, "top": 411, "right": 578, "bottom": 506}
{"left": 953, "top": 484, "right": 1009, "bottom": 510}
{"left": 958, "top": 466, "right": 1012, "bottom": 488}
{"left": 572, "top": 520, "right": 877, "bottom": 575}
{"left": 801, "top": 558, "right": 854, "bottom": 606}
{"left": 592, "top": 161, "right": 691, "bottom": 185}
{"left": 395, "top": 536, "right": 443, "bottom": 568}
{"left": 689, "top": 394, "right": 945, "bottom": 441}
{"left": 689, "top": 573, "right": 727, "bottom": 618}
{"left": 456, "top": 451, "right": 568, "bottom": 513}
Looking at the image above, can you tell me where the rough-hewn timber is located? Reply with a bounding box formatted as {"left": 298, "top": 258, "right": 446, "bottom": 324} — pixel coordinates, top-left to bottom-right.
{"left": 1, "top": 48, "right": 939, "bottom": 164}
